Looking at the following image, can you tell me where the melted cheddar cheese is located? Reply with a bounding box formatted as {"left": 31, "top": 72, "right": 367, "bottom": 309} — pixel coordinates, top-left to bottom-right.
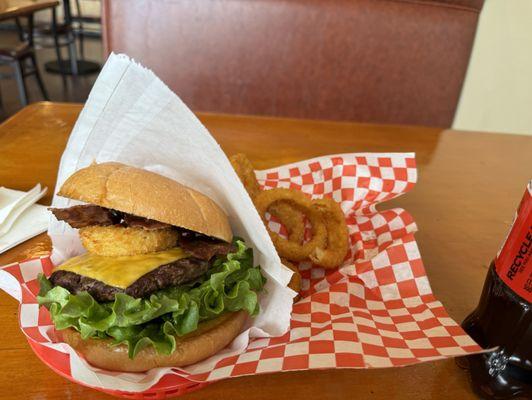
{"left": 57, "top": 247, "right": 188, "bottom": 289}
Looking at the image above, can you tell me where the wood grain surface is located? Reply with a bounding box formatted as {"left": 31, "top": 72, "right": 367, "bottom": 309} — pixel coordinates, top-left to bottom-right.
{"left": 0, "top": 0, "right": 58, "bottom": 21}
{"left": 0, "top": 102, "right": 531, "bottom": 399}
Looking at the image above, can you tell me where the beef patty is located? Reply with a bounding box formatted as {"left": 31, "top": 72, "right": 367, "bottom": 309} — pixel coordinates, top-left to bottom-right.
{"left": 50, "top": 257, "right": 209, "bottom": 302}
{"left": 48, "top": 236, "right": 235, "bottom": 302}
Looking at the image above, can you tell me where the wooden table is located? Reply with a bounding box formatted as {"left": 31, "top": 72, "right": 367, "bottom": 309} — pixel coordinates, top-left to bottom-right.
{"left": 0, "top": 0, "right": 58, "bottom": 21}
{"left": 0, "top": 102, "right": 531, "bottom": 399}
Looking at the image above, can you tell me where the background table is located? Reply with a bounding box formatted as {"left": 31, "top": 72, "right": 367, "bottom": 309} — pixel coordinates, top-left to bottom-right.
{"left": 0, "top": 102, "right": 531, "bottom": 399}
{"left": 0, "top": 0, "right": 58, "bottom": 21}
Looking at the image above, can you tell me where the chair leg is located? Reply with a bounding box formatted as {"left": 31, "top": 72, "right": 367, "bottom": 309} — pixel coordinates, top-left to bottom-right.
{"left": 78, "top": 31, "right": 85, "bottom": 60}
{"left": 12, "top": 61, "right": 28, "bottom": 106}
{"left": 14, "top": 18, "right": 25, "bottom": 42}
{"left": 51, "top": 6, "right": 67, "bottom": 78}
{"left": 67, "top": 32, "right": 79, "bottom": 75}
{"left": 30, "top": 54, "right": 49, "bottom": 101}
{"left": 75, "top": 0, "right": 85, "bottom": 59}
{"left": 54, "top": 42, "right": 68, "bottom": 84}
{"left": 53, "top": 37, "right": 63, "bottom": 65}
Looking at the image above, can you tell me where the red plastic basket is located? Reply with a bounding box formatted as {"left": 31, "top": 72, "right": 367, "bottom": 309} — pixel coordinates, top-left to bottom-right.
{"left": 27, "top": 339, "right": 211, "bottom": 398}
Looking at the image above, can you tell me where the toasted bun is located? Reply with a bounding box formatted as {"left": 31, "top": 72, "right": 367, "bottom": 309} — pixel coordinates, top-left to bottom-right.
{"left": 61, "top": 311, "right": 246, "bottom": 372}
{"left": 58, "top": 162, "right": 232, "bottom": 242}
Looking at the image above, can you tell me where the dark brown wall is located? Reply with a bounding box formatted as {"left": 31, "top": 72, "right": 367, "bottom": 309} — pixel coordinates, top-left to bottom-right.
{"left": 103, "top": 0, "right": 483, "bottom": 127}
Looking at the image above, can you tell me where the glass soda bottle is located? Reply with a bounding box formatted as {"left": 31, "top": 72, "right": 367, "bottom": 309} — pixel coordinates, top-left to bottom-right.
{"left": 461, "top": 181, "right": 531, "bottom": 399}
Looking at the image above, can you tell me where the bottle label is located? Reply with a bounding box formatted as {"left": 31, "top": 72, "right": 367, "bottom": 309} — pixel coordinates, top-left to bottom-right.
{"left": 494, "top": 181, "right": 532, "bottom": 303}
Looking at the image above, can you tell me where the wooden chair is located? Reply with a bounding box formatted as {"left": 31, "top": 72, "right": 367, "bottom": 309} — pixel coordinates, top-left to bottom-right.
{"left": 33, "top": 5, "right": 80, "bottom": 77}
{"left": 34, "top": 0, "right": 102, "bottom": 76}
{"left": 0, "top": 14, "right": 49, "bottom": 106}
{"left": 102, "top": 0, "right": 485, "bottom": 127}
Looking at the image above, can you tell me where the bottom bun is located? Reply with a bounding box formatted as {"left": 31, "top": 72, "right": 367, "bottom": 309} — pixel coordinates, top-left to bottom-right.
{"left": 61, "top": 311, "right": 247, "bottom": 372}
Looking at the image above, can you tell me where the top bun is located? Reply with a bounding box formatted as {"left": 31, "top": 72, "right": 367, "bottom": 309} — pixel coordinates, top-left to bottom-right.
{"left": 58, "top": 162, "right": 232, "bottom": 242}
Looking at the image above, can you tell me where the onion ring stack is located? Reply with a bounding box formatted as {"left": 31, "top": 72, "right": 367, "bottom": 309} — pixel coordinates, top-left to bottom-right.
{"left": 230, "top": 153, "right": 350, "bottom": 272}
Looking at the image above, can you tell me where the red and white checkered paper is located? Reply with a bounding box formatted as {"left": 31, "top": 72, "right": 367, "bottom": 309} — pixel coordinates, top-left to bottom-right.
{"left": 0, "top": 153, "right": 482, "bottom": 397}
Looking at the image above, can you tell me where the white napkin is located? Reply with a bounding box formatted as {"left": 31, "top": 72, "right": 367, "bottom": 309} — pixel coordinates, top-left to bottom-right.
{"left": 48, "top": 53, "right": 294, "bottom": 340}
{"left": 0, "top": 187, "right": 48, "bottom": 254}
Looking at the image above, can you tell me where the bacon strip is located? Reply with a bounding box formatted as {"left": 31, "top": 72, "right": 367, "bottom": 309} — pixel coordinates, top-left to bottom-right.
{"left": 50, "top": 205, "right": 172, "bottom": 230}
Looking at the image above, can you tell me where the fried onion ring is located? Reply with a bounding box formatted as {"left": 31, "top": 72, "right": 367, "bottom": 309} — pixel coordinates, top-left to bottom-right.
{"left": 282, "top": 258, "right": 302, "bottom": 302}
{"left": 309, "top": 197, "right": 349, "bottom": 269}
{"left": 230, "top": 153, "right": 261, "bottom": 199}
{"left": 254, "top": 188, "right": 326, "bottom": 261}
{"left": 269, "top": 202, "right": 305, "bottom": 244}
{"left": 230, "top": 153, "right": 305, "bottom": 243}
{"left": 79, "top": 226, "right": 178, "bottom": 257}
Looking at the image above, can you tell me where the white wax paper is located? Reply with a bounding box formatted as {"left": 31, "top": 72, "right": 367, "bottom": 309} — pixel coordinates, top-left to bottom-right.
{"left": 48, "top": 54, "right": 295, "bottom": 358}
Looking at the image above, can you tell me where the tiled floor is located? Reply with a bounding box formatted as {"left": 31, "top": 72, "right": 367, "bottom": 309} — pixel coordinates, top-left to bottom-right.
{"left": 0, "top": 30, "right": 103, "bottom": 121}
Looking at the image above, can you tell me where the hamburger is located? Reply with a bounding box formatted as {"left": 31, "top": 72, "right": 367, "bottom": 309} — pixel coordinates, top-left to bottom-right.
{"left": 37, "top": 162, "right": 265, "bottom": 372}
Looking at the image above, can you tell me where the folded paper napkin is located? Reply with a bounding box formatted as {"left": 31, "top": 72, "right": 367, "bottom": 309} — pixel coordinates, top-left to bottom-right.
{"left": 0, "top": 55, "right": 482, "bottom": 397}
{"left": 0, "top": 187, "right": 48, "bottom": 254}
